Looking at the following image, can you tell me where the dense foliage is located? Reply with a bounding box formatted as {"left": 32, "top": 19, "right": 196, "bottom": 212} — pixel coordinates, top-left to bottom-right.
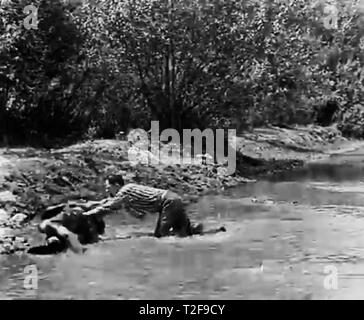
{"left": 0, "top": 0, "right": 363, "bottom": 145}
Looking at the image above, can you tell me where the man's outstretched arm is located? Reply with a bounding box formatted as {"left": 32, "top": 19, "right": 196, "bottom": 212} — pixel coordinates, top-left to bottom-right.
{"left": 82, "top": 196, "right": 125, "bottom": 218}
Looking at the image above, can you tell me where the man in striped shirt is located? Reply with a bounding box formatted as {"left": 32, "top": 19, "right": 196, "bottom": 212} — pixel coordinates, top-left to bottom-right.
{"left": 83, "top": 174, "right": 202, "bottom": 238}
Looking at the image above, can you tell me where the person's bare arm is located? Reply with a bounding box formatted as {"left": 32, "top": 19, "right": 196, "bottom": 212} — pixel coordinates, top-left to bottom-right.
{"left": 82, "top": 195, "right": 125, "bottom": 218}
{"left": 68, "top": 200, "right": 108, "bottom": 211}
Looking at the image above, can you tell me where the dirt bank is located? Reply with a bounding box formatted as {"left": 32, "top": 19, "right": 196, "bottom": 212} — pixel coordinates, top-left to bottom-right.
{"left": 236, "top": 124, "right": 364, "bottom": 177}
{"left": 0, "top": 124, "right": 362, "bottom": 254}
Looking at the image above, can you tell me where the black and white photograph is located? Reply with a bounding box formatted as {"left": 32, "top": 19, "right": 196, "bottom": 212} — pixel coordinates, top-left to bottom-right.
{"left": 0, "top": 0, "right": 364, "bottom": 302}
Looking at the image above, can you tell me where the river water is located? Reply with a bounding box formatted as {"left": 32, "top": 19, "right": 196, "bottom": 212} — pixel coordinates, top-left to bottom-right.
{"left": 2, "top": 149, "right": 364, "bottom": 299}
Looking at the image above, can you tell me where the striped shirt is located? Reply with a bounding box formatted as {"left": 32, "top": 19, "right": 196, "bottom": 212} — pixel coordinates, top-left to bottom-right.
{"left": 83, "top": 183, "right": 168, "bottom": 218}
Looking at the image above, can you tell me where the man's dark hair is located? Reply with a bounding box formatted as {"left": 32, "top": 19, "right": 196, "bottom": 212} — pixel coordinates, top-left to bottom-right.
{"left": 106, "top": 174, "right": 125, "bottom": 186}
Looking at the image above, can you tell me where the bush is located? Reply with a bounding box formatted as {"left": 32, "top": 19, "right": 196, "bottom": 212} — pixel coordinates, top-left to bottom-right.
{"left": 0, "top": 0, "right": 363, "bottom": 144}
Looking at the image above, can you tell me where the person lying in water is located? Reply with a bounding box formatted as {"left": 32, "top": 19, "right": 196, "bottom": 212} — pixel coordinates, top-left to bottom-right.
{"left": 35, "top": 173, "right": 225, "bottom": 254}
{"left": 35, "top": 204, "right": 106, "bottom": 254}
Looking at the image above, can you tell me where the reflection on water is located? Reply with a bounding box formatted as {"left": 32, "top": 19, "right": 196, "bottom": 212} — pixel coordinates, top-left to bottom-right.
{"left": 3, "top": 152, "right": 364, "bottom": 299}
{"left": 271, "top": 151, "right": 364, "bottom": 183}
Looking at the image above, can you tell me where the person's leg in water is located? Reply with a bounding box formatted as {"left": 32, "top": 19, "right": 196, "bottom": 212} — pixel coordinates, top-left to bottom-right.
{"left": 154, "top": 191, "right": 203, "bottom": 238}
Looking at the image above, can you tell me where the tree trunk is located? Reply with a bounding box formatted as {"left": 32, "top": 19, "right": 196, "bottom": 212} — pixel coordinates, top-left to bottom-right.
{"left": 168, "top": 0, "right": 177, "bottom": 131}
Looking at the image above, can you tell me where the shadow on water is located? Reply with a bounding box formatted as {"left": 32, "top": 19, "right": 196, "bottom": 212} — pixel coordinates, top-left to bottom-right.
{"left": 3, "top": 151, "right": 364, "bottom": 299}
